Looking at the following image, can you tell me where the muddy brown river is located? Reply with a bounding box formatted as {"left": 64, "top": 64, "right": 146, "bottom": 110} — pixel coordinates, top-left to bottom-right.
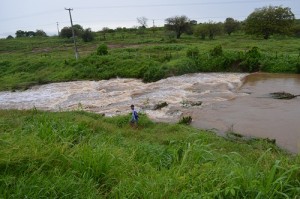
{"left": 191, "top": 73, "right": 300, "bottom": 153}
{"left": 0, "top": 73, "right": 299, "bottom": 153}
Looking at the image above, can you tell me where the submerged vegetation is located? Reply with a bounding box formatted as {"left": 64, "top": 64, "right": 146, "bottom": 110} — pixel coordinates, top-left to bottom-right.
{"left": 269, "top": 92, "right": 300, "bottom": 99}
{"left": 0, "top": 110, "right": 299, "bottom": 198}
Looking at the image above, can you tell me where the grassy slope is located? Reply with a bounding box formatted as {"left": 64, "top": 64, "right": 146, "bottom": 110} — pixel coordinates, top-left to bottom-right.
{"left": 0, "top": 31, "right": 300, "bottom": 91}
{"left": 0, "top": 110, "right": 299, "bottom": 198}
{"left": 1, "top": 32, "right": 300, "bottom": 197}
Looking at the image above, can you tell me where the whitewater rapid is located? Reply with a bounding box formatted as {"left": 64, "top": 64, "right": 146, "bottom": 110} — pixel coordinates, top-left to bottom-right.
{"left": 2, "top": 72, "right": 300, "bottom": 153}
{"left": 0, "top": 73, "right": 248, "bottom": 122}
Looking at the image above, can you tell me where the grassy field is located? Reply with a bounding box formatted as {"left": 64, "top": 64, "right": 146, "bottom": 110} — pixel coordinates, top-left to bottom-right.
{"left": 0, "top": 110, "right": 299, "bottom": 198}
{"left": 1, "top": 31, "right": 300, "bottom": 198}
{"left": 0, "top": 30, "right": 300, "bottom": 91}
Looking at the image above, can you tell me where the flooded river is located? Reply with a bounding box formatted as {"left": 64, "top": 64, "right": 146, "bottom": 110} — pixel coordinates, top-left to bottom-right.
{"left": 191, "top": 73, "right": 300, "bottom": 153}
{"left": 0, "top": 73, "right": 299, "bottom": 153}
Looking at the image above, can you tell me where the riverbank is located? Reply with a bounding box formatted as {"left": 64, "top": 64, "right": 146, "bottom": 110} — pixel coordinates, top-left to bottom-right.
{"left": 1, "top": 34, "right": 300, "bottom": 91}
{"left": 191, "top": 73, "right": 300, "bottom": 153}
{"left": 0, "top": 110, "right": 299, "bottom": 198}
{"left": 1, "top": 72, "right": 299, "bottom": 153}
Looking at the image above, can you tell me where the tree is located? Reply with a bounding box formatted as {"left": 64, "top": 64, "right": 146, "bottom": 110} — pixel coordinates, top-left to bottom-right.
{"left": 15, "top": 30, "right": 46, "bottom": 38}
{"left": 73, "top": 24, "right": 84, "bottom": 37}
{"left": 60, "top": 27, "right": 73, "bottom": 38}
{"left": 15, "top": 30, "right": 26, "bottom": 37}
{"left": 26, "top": 31, "right": 36, "bottom": 37}
{"left": 60, "top": 26, "right": 82, "bottom": 38}
{"left": 194, "top": 24, "right": 208, "bottom": 39}
{"left": 6, "top": 35, "right": 14, "bottom": 39}
{"left": 73, "top": 24, "right": 84, "bottom": 33}
{"left": 207, "top": 22, "right": 222, "bottom": 39}
{"left": 15, "top": 30, "right": 35, "bottom": 37}
{"left": 292, "top": 19, "right": 300, "bottom": 37}
{"left": 137, "top": 17, "right": 148, "bottom": 28}
{"left": 245, "top": 6, "right": 295, "bottom": 39}
{"left": 137, "top": 17, "right": 148, "bottom": 35}
{"left": 81, "top": 28, "right": 94, "bottom": 42}
{"left": 60, "top": 24, "right": 84, "bottom": 38}
{"left": 35, "top": 29, "right": 47, "bottom": 37}
{"left": 190, "top": 20, "right": 197, "bottom": 26}
{"left": 165, "top": 15, "right": 191, "bottom": 39}
{"left": 224, "top": 18, "right": 240, "bottom": 35}
{"left": 101, "top": 27, "right": 110, "bottom": 40}
{"left": 186, "top": 19, "right": 198, "bottom": 35}
{"left": 194, "top": 22, "right": 222, "bottom": 40}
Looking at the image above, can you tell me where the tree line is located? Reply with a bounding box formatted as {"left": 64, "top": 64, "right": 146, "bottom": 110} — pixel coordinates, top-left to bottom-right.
{"left": 12, "top": 30, "right": 48, "bottom": 38}
{"left": 8, "top": 5, "right": 300, "bottom": 40}
{"left": 164, "top": 6, "right": 297, "bottom": 40}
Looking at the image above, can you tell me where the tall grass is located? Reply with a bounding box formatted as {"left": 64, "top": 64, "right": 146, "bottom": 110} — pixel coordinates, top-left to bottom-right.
{"left": 0, "top": 110, "right": 299, "bottom": 198}
{"left": 1, "top": 32, "right": 300, "bottom": 91}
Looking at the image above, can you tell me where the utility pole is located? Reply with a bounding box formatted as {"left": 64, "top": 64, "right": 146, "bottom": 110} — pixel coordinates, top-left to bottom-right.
{"left": 65, "top": 8, "right": 79, "bottom": 60}
{"left": 56, "top": 22, "right": 60, "bottom": 36}
{"left": 152, "top": 19, "right": 155, "bottom": 34}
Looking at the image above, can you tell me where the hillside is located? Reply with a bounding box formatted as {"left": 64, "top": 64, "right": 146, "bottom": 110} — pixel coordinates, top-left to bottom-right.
{"left": 0, "top": 31, "right": 300, "bottom": 91}
{"left": 0, "top": 110, "right": 299, "bottom": 198}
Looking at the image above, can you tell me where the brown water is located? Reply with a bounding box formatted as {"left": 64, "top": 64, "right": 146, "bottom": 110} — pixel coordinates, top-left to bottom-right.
{"left": 191, "top": 73, "right": 300, "bottom": 153}
{"left": 0, "top": 73, "right": 299, "bottom": 153}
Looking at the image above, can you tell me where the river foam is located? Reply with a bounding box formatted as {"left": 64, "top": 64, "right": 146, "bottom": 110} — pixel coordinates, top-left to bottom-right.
{"left": 2, "top": 73, "right": 300, "bottom": 153}
{"left": 0, "top": 73, "right": 248, "bottom": 121}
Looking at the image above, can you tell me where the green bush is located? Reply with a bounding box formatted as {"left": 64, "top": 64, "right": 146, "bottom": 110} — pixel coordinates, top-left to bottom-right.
{"left": 97, "top": 44, "right": 108, "bottom": 55}
{"left": 0, "top": 61, "right": 11, "bottom": 73}
{"left": 186, "top": 47, "right": 199, "bottom": 59}
{"left": 210, "top": 45, "right": 223, "bottom": 57}
{"left": 81, "top": 28, "right": 95, "bottom": 42}
{"left": 260, "top": 55, "right": 298, "bottom": 73}
{"left": 143, "top": 65, "right": 166, "bottom": 82}
{"left": 296, "top": 62, "right": 300, "bottom": 74}
{"left": 1, "top": 34, "right": 300, "bottom": 91}
{"left": 178, "top": 116, "right": 192, "bottom": 125}
{"left": 240, "top": 47, "right": 261, "bottom": 72}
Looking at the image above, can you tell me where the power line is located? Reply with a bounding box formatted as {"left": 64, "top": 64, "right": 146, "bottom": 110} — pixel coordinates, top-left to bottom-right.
{"left": 56, "top": 22, "right": 60, "bottom": 36}
{"left": 0, "top": 9, "right": 63, "bottom": 22}
{"left": 1, "top": 0, "right": 291, "bottom": 22}
{"left": 74, "top": 0, "right": 292, "bottom": 10}
{"left": 4, "top": 10, "right": 300, "bottom": 28}
{"left": 4, "top": 12, "right": 299, "bottom": 33}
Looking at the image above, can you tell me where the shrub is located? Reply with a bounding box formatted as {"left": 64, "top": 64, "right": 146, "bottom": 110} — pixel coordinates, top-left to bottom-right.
{"left": 0, "top": 61, "right": 11, "bottom": 73}
{"left": 210, "top": 45, "right": 223, "bottom": 57}
{"left": 167, "top": 58, "right": 201, "bottom": 75}
{"left": 153, "top": 102, "right": 168, "bottom": 110}
{"left": 240, "top": 47, "right": 261, "bottom": 72}
{"left": 160, "top": 52, "right": 172, "bottom": 62}
{"left": 6, "top": 35, "right": 14, "bottom": 39}
{"left": 97, "top": 44, "right": 108, "bottom": 56}
{"left": 81, "top": 28, "right": 94, "bottom": 42}
{"left": 165, "top": 31, "right": 177, "bottom": 42}
{"left": 178, "top": 116, "right": 192, "bottom": 125}
{"left": 186, "top": 47, "right": 199, "bottom": 59}
{"left": 142, "top": 65, "right": 166, "bottom": 82}
{"left": 296, "top": 62, "right": 300, "bottom": 74}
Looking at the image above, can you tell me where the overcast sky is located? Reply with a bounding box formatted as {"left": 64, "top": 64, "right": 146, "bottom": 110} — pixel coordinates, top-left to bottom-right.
{"left": 0, "top": 0, "right": 299, "bottom": 38}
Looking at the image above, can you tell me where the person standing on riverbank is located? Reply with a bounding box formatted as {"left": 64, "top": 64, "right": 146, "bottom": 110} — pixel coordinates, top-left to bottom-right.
{"left": 130, "top": 104, "right": 139, "bottom": 128}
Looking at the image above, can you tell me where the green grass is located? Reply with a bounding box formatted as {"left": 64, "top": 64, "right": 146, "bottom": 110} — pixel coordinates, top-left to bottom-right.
{"left": 0, "top": 110, "right": 299, "bottom": 198}
{"left": 1, "top": 31, "right": 300, "bottom": 91}
{"left": 1, "top": 27, "right": 300, "bottom": 198}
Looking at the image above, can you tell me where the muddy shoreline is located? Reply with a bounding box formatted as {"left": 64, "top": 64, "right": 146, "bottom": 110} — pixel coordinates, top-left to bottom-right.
{"left": 0, "top": 73, "right": 299, "bottom": 153}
